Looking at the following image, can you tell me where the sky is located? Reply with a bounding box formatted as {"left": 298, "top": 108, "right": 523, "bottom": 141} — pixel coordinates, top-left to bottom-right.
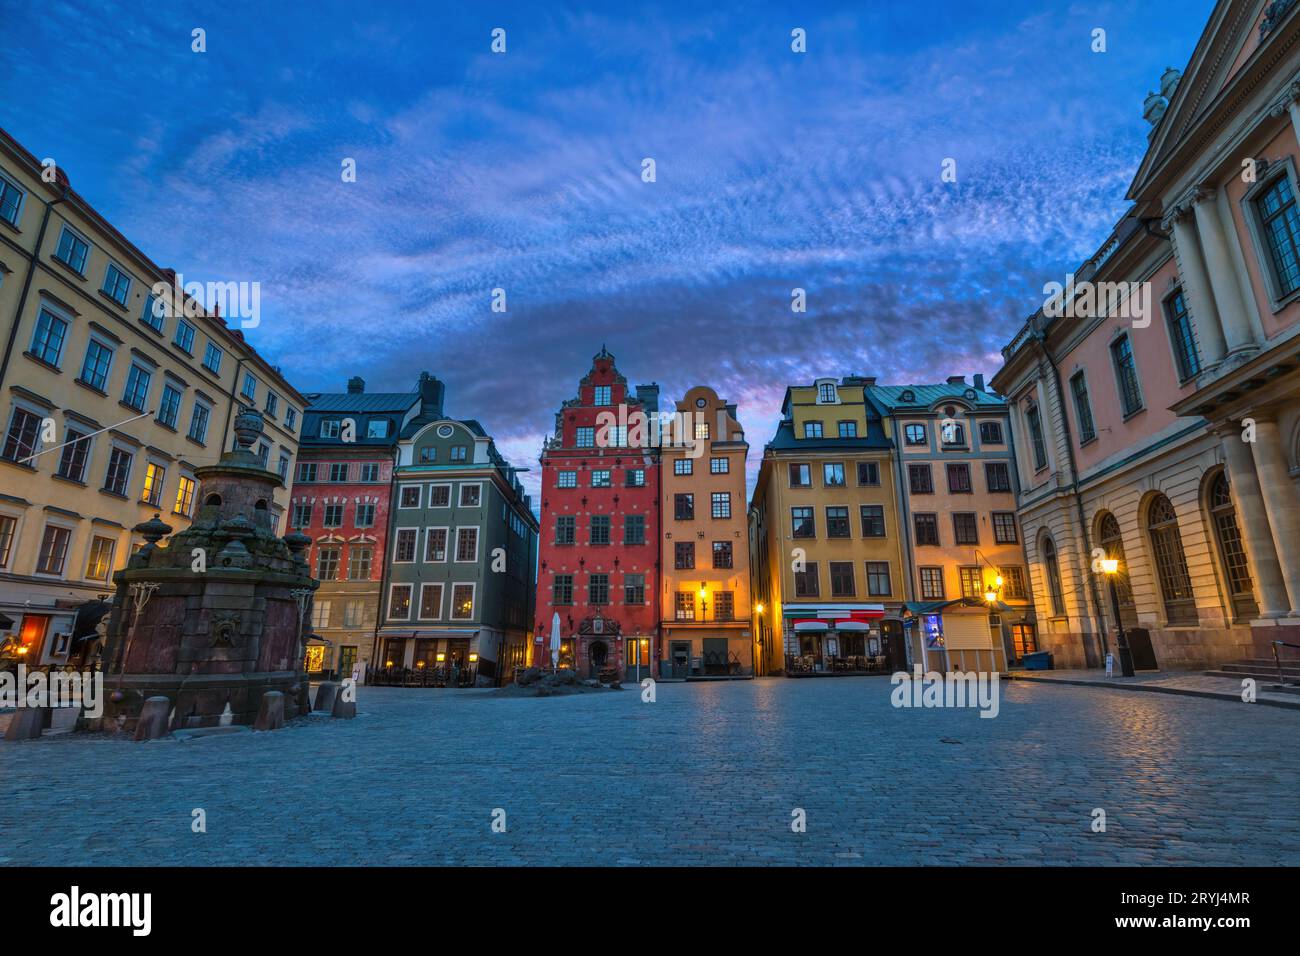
{"left": 0, "top": 0, "right": 1216, "bottom": 504}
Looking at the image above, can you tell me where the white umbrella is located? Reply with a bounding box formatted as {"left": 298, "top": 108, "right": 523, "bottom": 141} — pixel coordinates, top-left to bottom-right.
{"left": 550, "top": 611, "right": 562, "bottom": 670}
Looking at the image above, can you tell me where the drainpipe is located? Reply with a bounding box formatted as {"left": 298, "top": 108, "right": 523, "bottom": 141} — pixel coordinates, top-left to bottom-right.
{"left": 0, "top": 184, "right": 69, "bottom": 392}
{"left": 888, "top": 411, "right": 919, "bottom": 668}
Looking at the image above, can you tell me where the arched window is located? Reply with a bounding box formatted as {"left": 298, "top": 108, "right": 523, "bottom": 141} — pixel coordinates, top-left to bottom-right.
{"left": 1041, "top": 535, "right": 1065, "bottom": 616}
{"left": 1147, "top": 495, "right": 1197, "bottom": 624}
{"left": 1097, "top": 512, "right": 1137, "bottom": 626}
{"left": 1208, "top": 471, "right": 1257, "bottom": 621}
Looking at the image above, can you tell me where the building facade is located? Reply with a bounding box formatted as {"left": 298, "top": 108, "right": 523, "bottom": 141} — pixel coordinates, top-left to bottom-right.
{"left": 658, "top": 385, "right": 752, "bottom": 677}
{"left": 992, "top": 0, "right": 1300, "bottom": 670}
{"left": 0, "top": 127, "right": 304, "bottom": 666}
{"left": 376, "top": 377, "right": 538, "bottom": 686}
{"left": 536, "top": 347, "right": 661, "bottom": 681}
{"left": 748, "top": 377, "right": 908, "bottom": 675}
{"left": 290, "top": 375, "right": 423, "bottom": 680}
{"left": 869, "top": 376, "right": 1030, "bottom": 671}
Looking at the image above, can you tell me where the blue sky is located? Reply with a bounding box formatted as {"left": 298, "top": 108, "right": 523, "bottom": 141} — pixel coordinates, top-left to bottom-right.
{"left": 0, "top": 0, "right": 1215, "bottom": 500}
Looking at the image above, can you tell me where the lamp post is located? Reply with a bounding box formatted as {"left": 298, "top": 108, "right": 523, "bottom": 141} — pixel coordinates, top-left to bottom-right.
{"left": 1101, "top": 558, "right": 1135, "bottom": 677}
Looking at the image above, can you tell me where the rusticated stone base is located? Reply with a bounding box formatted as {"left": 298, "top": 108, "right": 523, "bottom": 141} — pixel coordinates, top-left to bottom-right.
{"left": 100, "top": 671, "right": 306, "bottom": 734}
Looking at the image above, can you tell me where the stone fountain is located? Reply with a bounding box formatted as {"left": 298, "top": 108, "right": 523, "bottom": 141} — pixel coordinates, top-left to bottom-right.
{"left": 97, "top": 408, "right": 318, "bottom": 732}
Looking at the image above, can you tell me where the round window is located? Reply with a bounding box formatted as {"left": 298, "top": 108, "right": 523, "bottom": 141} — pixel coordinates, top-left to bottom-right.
{"left": 436, "top": 424, "right": 454, "bottom": 438}
{"left": 695, "top": 398, "right": 707, "bottom": 408}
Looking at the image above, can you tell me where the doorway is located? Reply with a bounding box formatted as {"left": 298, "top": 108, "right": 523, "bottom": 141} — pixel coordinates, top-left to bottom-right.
{"left": 339, "top": 645, "right": 358, "bottom": 681}
{"left": 589, "top": 640, "right": 608, "bottom": 678}
{"left": 670, "top": 641, "right": 690, "bottom": 678}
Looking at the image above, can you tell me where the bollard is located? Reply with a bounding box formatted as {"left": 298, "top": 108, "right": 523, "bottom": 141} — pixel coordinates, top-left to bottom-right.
{"left": 313, "top": 681, "right": 340, "bottom": 713}
{"left": 331, "top": 692, "right": 356, "bottom": 719}
{"left": 4, "top": 706, "right": 49, "bottom": 741}
{"left": 254, "top": 691, "right": 285, "bottom": 731}
{"left": 133, "top": 696, "right": 171, "bottom": 741}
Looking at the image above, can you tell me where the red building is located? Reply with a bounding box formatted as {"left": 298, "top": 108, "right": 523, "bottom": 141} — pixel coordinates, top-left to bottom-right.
{"left": 537, "top": 347, "right": 661, "bottom": 680}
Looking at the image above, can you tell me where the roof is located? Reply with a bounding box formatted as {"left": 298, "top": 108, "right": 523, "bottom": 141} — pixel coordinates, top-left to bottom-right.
{"left": 765, "top": 418, "right": 893, "bottom": 452}
{"left": 299, "top": 390, "right": 420, "bottom": 448}
{"left": 869, "top": 384, "right": 1006, "bottom": 411}
{"left": 301, "top": 391, "right": 418, "bottom": 414}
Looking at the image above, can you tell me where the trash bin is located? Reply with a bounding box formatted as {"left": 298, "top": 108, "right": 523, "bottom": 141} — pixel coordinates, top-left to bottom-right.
{"left": 1022, "top": 651, "right": 1053, "bottom": 671}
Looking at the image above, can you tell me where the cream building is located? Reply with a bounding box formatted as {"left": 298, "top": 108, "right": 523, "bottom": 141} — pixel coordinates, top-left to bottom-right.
{"left": 0, "top": 127, "right": 305, "bottom": 664}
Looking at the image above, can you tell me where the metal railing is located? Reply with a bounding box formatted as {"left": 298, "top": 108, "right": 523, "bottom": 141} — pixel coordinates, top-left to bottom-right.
{"left": 1270, "top": 641, "right": 1300, "bottom": 688}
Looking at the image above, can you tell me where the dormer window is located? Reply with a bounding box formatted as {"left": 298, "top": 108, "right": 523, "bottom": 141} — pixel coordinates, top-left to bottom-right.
{"left": 366, "top": 419, "right": 389, "bottom": 439}
{"left": 900, "top": 389, "right": 915, "bottom": 403}
{"left": 817, "top": 382, "right": 838, "bottom": 404}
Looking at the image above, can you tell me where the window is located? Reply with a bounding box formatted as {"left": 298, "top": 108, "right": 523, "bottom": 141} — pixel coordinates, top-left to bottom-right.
{"left": 460, "top": 484, "right": 481, "bottom": 507}
{"left": 711, "top": 492, "right": 731, "bottom": 519}
{"left": 418, "top": 583, "right": 443, "bottom": 619}
{"left": 714, "top": 591, "right": 734, "bottom": 621}
{"left": 992, "top": 512, "right": 1019, "bottom": 544}
{"left": 588, "top": 574, "right": 609, "bottom": 605}
{"left": 322, "top": 503, "right": 344, "bottom": 527}
{"left": 826, "top": 506, "right": 850, "bottom": 538}
{"left": 36, "top": 525, "right": 71, "bottom": 575}
{"left": 264, "top": 392, "right": 279, "bottom": 418}
{"left": 823, "top": 462, "right": 845, "bottom": 486}
{"left": 829, "top": 561, "right": 855, "bottom": 597}
{"left": 359, "top": 462, "right": 379, "bottom": 483}
{"left": 1110, "top": 334, "right": 1143, "bottom": 416}
{"left": 0, "top": 515, "right": 14, "bottom": 568}
{"left": 311, "top": 601, "right": 331, "bottom": 629}
{"left": 979, "top": 421, "right": 1003, "bottom": 444}
{"left": 1041, "top": 535, "right": 1065, "bottom": 616}
{"left": 837, "top": 421, "right": 857, "bottom": 438}
{"left": 319, "top": 419, "right": 341, "bottom": 440}
{"left": 355, "top": 503, "right": 375, "bottom": 527}
{"left": 1163, "top": 290, "right": 1201, "bottom": 381}
{"left": 103, "top": 447, "right": 133, "bottom": 496}
{"left": 316, "top": 547, "right": 340, "bottom": 580}
{"left": 804, "top": 421, "right": 823, "bottom": 439}
{"left": 343, "top": 601, "right": 365, "bottom": 627}
{"left": 694, "top": 422, "right": 710, "bottom": 440}
{"left": 56, "top": 429, "right": 89, "bottom": 482}
{"left": 959, "top": 566, "right": 984, "bottom": 599}
{"left": 940, "top": 421, "right": 965, "bottom": 446}
{"left": 675, "top": 591, "right": 696, "bottom": 621}
{"left": 952, "top": 512, "right": 979, "bottom": 545}
{"left": 174, "top": 320, "right": 196, "bottom": 353}
{"left": 285, "top": 408, "right": 297, "bottom": 431}
{"left": 429, "top": 485, "right": 450, "bottom": 507}
{"left": 85, "top": 535, "right": 115, "bottom": 581}
{"left": 709, "top": 457, "right": 729, "bottom": 474}
{"left": 399, "top": 485, "right": 421, "bottom": 508}
{"left": 712, "top": 540, "right": 733, "bottom": 569}
{"left": 860, "top": 505, "right": 885, "bottom": 537}
{"left": 389, "top": 584, "right": 413, "bottom": 620}
{"left": 360, "top": 418, "right": 387, "bottom": 440}
{"left": 794, "top": 562, "right": 819, "bottom": 597}
{"left": 1000, "top": 566, "right": 1027, "bottom": 600}
{"left": 1026, "top": 405, "right": 1047, "bottom": 470}
{"left": 919, "top": 567, "right": 945, "bottom": 600}
{"left": 455, "top": 527, "right": 478, "bottom": 562}
{"left": 290, "top": 503, "right": 312, "bottom": 527}
{"left": 624, "top": 514, "right": 645, "bottom": 545}
{"left": 80, "top": 340, "right": 114, "bottom": 391}
{"left": 913, "top": 513, "right": 939, "bottom": 546}
{"left": 590, "top": 515, "right": 610, "bottom": 545}
{"left": 1069, "top": 373, "right": 1096, "bottom": 444}
{"left": 328, "top": 462, "right": 348, "bottom": 483}
{"left": 1208, "top": 472, "right": 1256, "bottom": 620}
{"left": 591, "top": 469, "right": 612, "bottom": 487}
{"left": 1147, "top": 495, "right": 1197, "bottom": 624}
{"left": 450, "top": 445, "right": 468, "bottom": 462}
{"left": 122, "top": 364, "right": 151, "bottom": 411}
{"left": 1257, "top": 174, "right": 1300, "bottom": 296}
{"left": 424, "top": 528, "right": 448, "bottom": 561}
{"left": 140, "top": 462, "right": 165, "bottom": 506}
{"left": 674, "top": 541, "right": 695, "bottom": 569}
{"left": 904, "top": 423, "right": 927, "bottom": 445}
{"left": 1097, "top": 512, "right": 1134, "bottom": 614}
{"left": 625, "top": 468, "right": 645, "bottom": 487}
{"left": 450, "top": 584, "right": 475, "bottom": 619}
{"left": 555, "top": 515, "right": 576, "bottom": 545}
{"left": 985, "top": 462, "right": 1012, "bottom": 493}
{"left": 0, "top": 172, "right": 23, "bottom": 226}
{"left": 2, "top": 407, "right": 41, "bottom": 463}
{"left": 296, "top": 462, "right": 317, "bottom": 483}
{"left": 55, "top": 226, "right": 89, "bottom": 273}
{"left": 788, "top": 463, "right": 811, "bottom": 487}
{"left": 624, "top": 573, "right": 645, "bottom": 605}
{"left": 188, "top": 402, "right": 210, "bottom": 443}
{"left": 946, "top": 463, "right": 972, "bottom": 493}
{"left": 158, "top": 383, "right": 182, "bottom": 429}
{"left": 557, "top": 470, "right": 578, "bottom": 488}
{"left": 593, "top": 385, "right": 611, "bottom": 406}
{"left": 865, "top": 562, "right": 891, "bottom": 597}
{"left": 908, "top": 464, "right": 933, "bottom": 494}
{"left": 817, "top": 382, "right": 837, "bottom": 403}
{"left": 202, "top": 342, "right": 223, "bottom": 374}
{"left": 857, "top": 461, "right": 879, "bottom": 486}
{"left": 393, "top": 529, "right": 417, "bottom": 562}
{"left": 575, "top": 427, "right": 595, "bottom": 448}
{"left": 102, "top": 264, "right": 131, "bottom": 306}
{"left": 238, "top": 372, "right": 256, "bottom": 401}
{"left": 552, "top": 575, "right": 574, "bottom": 605}
{"left": 674, "top": 458, "right": 693, "bottom": 475}
{"left": 791, "top": 506, "right": 815, "bottom": 538}
{"left": 674, "top": 494, "right": 694, "bottom": 520}
{"left": 29, "top": 308, "right": 68, "bottom": 366}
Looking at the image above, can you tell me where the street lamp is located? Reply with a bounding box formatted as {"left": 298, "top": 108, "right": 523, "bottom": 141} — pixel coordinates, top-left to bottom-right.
{"left": 1101, "top": 558, "right": 1135, "bottom": 677}
{"left": 698, "top": 583, "right": 709, "bottom": 621}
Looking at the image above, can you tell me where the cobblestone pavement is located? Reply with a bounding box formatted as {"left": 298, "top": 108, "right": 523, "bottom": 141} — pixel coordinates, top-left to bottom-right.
{"left": 1010, "top": 669, "right": 1300, "bottom": 708}
{"left": 2, "top": 677, "right": 1297, "bottom": 866}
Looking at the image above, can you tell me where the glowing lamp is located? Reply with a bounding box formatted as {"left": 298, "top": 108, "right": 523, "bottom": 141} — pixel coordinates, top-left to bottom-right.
{"left": 1100, "top": 558, "right": 1119, "bottom": 575}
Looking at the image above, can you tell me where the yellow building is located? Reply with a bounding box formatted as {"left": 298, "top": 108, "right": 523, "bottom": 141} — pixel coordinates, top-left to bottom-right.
{"left": 659, "top": 385, "right": 751, "bottom": 677}
{"left": 748, "top": 376, "right": 908, "bottom": 675}
{"left": 0, "top": 127, "right": 305, "bottom": 665}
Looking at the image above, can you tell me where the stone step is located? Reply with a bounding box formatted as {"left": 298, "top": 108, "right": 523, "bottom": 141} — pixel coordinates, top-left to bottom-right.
{"left": 1204, "top": 668, "right": 1300, "bottom": 687}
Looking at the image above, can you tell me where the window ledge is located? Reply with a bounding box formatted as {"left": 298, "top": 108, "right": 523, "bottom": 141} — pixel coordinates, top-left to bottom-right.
{"left": 1121, "top": 406, "right": 1146, "bottom": 423}
{"left": 49, "top": 254, "right": 86, "bottom": 280}
{"left": 97, "top": 289, "right": 130, "bottom": 312}
{"left": 22, "top": 350, "right": 62, "bottom": 374}
{"left": 74, "top": 377, "right": 108, "bottom": 397}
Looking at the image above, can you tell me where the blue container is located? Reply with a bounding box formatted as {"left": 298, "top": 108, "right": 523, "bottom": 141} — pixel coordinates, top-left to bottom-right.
{"left": 1022, "top": 651, "right": 1053, "bottom": 671}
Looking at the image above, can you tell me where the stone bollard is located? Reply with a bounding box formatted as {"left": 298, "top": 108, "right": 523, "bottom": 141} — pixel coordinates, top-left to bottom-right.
{"left": 4, "top": 706, "right": 49, "bottom": 741}
{"left": 331, "top": 692, "right": 356, "bottom": 719}
{"left": 133, "top": 697, "right": 171, "bottom": 741}
{"left": 313, "top": 681, "right": 340, "bottom": 713}
{"left": 254, "top": 691, "right": 285, "bottom": 731}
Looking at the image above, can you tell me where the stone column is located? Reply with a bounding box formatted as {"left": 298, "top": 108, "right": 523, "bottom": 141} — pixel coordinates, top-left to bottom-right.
{"left": 1247, "top": 415, "right": 1300, "bottom": 614}
{"left": 1166, "top": 204, "right": 1227, "bottom": 367}
{"left": 1274, "top": 80, "right": 1300, "bottom": 153}
{"left": 1218, "top": 424, "right": 1290, "bottom": 617}
{"left": 1192, "top": 186, "right": 1258, "bottom": 357}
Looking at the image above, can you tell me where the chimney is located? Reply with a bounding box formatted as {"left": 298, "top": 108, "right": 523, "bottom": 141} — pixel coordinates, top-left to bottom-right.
{"left": 418, "top": 372, "right": 445, "bottom": 418}
{"left": 973, "top": 373, "right": 985, "bottom": 392}
{"left": 347, "top": 376, "right": 365, "bottom": 394}
{"left": 636, "top": 383, "right": 660, "bottom": 416}
{"left": 946, "top": 375, "right": 966, "bottom": 386}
